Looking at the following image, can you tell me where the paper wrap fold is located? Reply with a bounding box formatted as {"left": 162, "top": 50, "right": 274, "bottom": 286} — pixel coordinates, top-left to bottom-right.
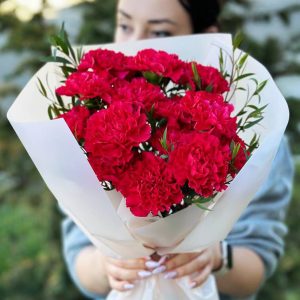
{"left": 7, "top": 34, "right": 289, "bottom": 300}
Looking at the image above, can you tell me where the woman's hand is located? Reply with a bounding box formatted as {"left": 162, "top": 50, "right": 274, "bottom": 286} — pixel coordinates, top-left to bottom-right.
{"left": 103, "top": 244, "right": 222, "bottom": 292}
{"left": 149, "top": 244, "right": 222, "bottom": 288}
{"left": 103, "top": 256, "right": 152, "bottom": 292}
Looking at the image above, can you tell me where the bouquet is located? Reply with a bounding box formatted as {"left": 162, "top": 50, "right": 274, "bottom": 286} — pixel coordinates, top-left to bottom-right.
{"left": 46, "top": 32, "right": 254, "bottom": 218}
{"left": 7, "top": 32, "right": 289, "bottom": 300}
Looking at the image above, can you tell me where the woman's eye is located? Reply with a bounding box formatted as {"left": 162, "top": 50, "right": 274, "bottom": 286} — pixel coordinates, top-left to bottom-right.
{"left": 118, "top": 24, "right": 132, "bottom": 34}
{"left": 151, "top": 31, "right": 172, "bottom": 38}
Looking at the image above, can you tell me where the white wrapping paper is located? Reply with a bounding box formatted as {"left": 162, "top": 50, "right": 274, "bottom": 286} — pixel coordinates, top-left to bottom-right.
{"left": 7, "top": 34, "right": 289, "bottom": 300}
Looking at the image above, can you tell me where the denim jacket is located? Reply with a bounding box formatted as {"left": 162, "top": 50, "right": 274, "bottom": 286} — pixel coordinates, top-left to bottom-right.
{"left": 61, "top": 137, "right": 294, "bottom": 300}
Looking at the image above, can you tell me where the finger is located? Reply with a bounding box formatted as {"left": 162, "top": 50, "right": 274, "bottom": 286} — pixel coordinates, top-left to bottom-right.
{"left": 145, "top": 254, "right": 169, "bottom": 269}
{"left": 106, "top": 263, "right": 151, "bottom": 282}
{"left": 163, "top": 252, "right": 202, "bottom": 273}
{"left": 107, "top": 256, "right": 147, "bottom": 270}
{"left": 163, "top": 251, "right": 210, "bottom": 279}
{"left": 107, "top": 275, "right": 135, "bottom": 292}
{"left": 189, "top": 264, "right": 212, "bottom": 289}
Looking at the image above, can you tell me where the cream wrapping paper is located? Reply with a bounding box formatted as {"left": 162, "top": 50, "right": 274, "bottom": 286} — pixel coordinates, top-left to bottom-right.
{"left": 7, "top": 34, "right": 289, "bottom": 300}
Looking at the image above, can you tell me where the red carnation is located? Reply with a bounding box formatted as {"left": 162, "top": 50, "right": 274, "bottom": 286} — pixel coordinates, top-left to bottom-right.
{"left": 169, "top": 133, "right": 231, "bottom": 197}
{"left": 56, "top": 70, "right": 117, "bottom": 103}
{"left": 188, "top": 63, "right": 229, "bottom": 94}
{"left": 113, "top": 78, "right": 166, "bottom": 111}
{"left": 182, "top": 91, "right": 237, "bottom": 139}
{"left": 84, "top": 102, "right": 151, "bottom": 183}
{"left": 117, "top": 152, "right": 183, "bottom": 217}
{"left": 78, "top": 49, "right": 134, "bottom": 79}
{"left": 154, "top": 95, "right": 193, "bottom": 130}
{"left": 58, "top": 106, "right": 90, "bottom": 141}
{"left": 134, "top": 49, "right": 188, "bottom": 84}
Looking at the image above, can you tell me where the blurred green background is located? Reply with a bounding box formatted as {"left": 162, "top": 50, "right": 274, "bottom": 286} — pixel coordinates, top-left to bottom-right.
{"left": 0, "top": 0, "right": 299, "bottom": 299}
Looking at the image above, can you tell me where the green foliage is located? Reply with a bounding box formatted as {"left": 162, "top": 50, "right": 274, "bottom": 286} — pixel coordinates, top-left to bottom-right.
{"left": 0, "top": 115, "right": 82, "bottom": 299}
{"left": 0, "top": 0, "right": 117, "bottom": 298}
{"left": 286, "top": 98, "right": 300, "bottom": 155}
{"left": 75, "top": 0, "right": 117, "bottom": 44}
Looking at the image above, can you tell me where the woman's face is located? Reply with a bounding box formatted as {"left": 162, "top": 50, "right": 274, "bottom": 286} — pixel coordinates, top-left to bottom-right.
{"left": 114, "top": 0, "right": 194, "bottom": 42}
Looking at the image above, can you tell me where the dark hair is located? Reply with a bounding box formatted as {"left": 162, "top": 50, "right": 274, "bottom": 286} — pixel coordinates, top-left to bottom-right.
{"left": 178, "top": 0, "right": 221, "bottom": 33}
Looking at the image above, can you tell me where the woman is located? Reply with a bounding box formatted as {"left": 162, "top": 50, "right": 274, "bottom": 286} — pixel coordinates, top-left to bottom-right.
{"left": 62, "top": 0, "right": 294, "bottom": 299}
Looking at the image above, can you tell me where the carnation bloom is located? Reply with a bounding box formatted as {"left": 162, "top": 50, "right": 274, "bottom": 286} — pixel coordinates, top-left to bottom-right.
{"left": 112, "top": 77, "right": 166, "bottom": 111}
{"left": 84, "top": 102, "right": 151, "bottom": 182}
{"left": 78, "top": 49, "right": 134, "bottom": 79}
{"left": 58, "top": 106, "right": 90, "bottom": 141}
{"left": 187, "top": 62, "right": 229, "bottom": 94}
{"left": 169, "top": 132, "right": 231, "bottom": 197}
{"left": 134, "top": 49, "right": 188, "bottom": 84}
{"left": 154, "top": 96, "right": 193, "bottom": 130}
{"left": 55, "top": 70, "right": 116, "bottom": 102}
{"left": 182, "top": 91, "right": 237, "bottom": 139}
{"left": 117, "top": 152, "right": 183, "bottom": 217}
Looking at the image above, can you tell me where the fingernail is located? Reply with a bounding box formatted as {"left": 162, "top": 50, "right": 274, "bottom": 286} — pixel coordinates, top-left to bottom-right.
{"left": 158, "top": 255, "right": 168, "bottom": 265}
{"left": 138, "top": 270, "right": 152, "bottom": 278}
{"left": 145, "top": 260, "right": 161, "bottom": 269}
{"left": 190, "top": 281, "right": 196, "bottom": 289}
{"left": 164, "top": 271, "right": 177, "bottom": 279}
{"left": 123, "top": 283, "right": 135, "bottom": 290}
{"left": 152, "top": 265, "right": 166, "bottom": 274}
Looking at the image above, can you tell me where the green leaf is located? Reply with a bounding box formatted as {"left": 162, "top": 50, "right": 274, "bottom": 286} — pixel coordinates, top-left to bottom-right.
{"left": 243, "top": 117, "right": 264, "bottom": 129}
{"left": 250, "top": 78, "right": 259, "bottom": 85}
{"left": 52, "top": 104, "right": 61, "bottom": 117}
{"left": 238, "top": 53, "right": 249, "bottom": 69}
{"left": 41, "top": 56, "right": 72, "bottom": 65}
{"left": 233, "top": 73, "right": 255, "bottom": 82}
{"left": 76, "top": 46, "right": 84, "bottom": 65}
{"left": 37, "top": 77, "right": 47, "bottom": 98}
{"left": 61, "top": 66, "right": 77, "bottom": 74}
{"left": 49, "top": 35, "right": 69, "bottom": 55}
{"left": 191, "top": 62, "right": 201, "bottom": 90}
{"left": 143, "top": 71, "right": 161, "bottom": 85}
{"left": 233, "top": 31, "right": 244, "bottom": 50}
{"left": 231, "top": 141, "right": 241, "bottom": 160}
{"left": 237, "top": 87, "right": 247, "bottom": 91}
{"left": 219, "top": 49, "right": 224, "bottom": 73}
{"left": 249, "top": 133, "right": 260, "bottom": 148}
{"left": 160, "top": 127, "right": 169, "bottom": 151}
{"left": 237, "top": 118, "right": 243, "bottom": 127}
{"left": 55, "top": 93, "right": 65, "bottom": 109}
{"left": 205, "top": 84, "right": 213, "bottom": 92}
{"left": 247, "top": 104, "right": 268, "bottom": 119}
{"left": 254, "top": 80, "right": 268, "bottom": 95}
{"left": 60, "top": 23, "right": 76, "bottom": 62}
{"left": 48, "top": 106, "right": 54, "bottom": 120}
{"left": 157, "top": 118, "right": 167, "bottom": 128}
{"left": 192, "top": 196, "right": 214, "bottom": 204}
{"left": 236, "top": 109, "right": 247, "bottom": 117}
{"left": 59, "top": 22, "right": 66, "bottom": 38}
{"left": 247, "top": 104, "right": 259, "bottom": 110}
{"left": 195, "top": 203, "right": 213, "bottom": 211}
{"left": 243, "top": 148, "right": 251, "bottom": 160}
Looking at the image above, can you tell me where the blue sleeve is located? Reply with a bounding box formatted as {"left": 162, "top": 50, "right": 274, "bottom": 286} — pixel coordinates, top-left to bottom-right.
{"left": 226, "top": 137, "right": 294, "bottom": 279}
{"left": 61, "top": 216, "right": 107, "bottom": 300}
